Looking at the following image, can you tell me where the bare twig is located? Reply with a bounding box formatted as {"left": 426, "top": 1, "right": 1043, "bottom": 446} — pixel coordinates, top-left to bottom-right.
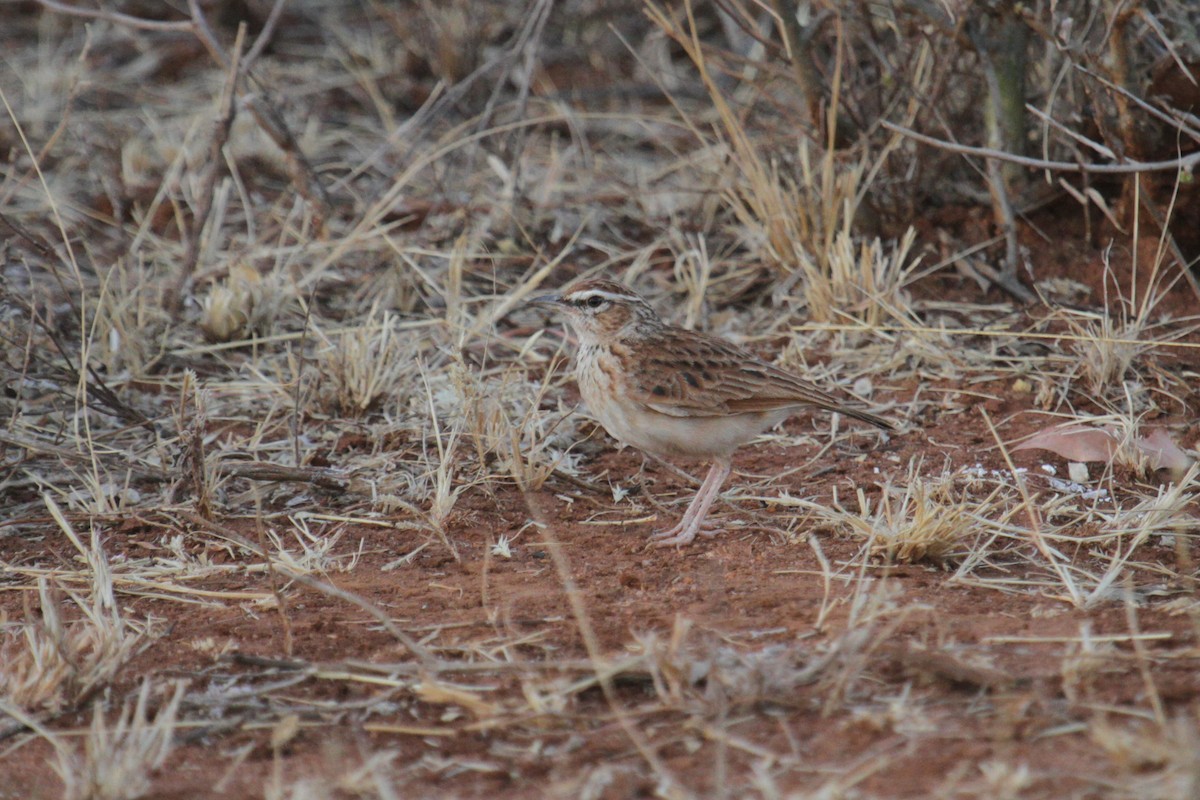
{"left": 242, "top": 95, "right": 332, "bottom": 230}
{"left": 881, "top": 119, "right": 1200, "bottom": 174}
{"left": 36, "top": 0, "right": 191, "bottom": 32}
{"left": 186, "top": 0, "right": 233, "bottom": 69}
{"left": 500, "top": 0, "right": 555, "bottom": 196}
{"left": 220, "top": 461, "right": 361, "bottom": 492}
{"left": 187, "top": 0, "right": 331, "bottom": 234}
{"left": 0, "top": 212, "right": 58, "bottom": 262}
{"left": 1072, "top": 63, "right": 1200, "bottom": 142}
{"left": 174, "top": 372, "right": 213, "bottom": 518}
{"left": 169, "top": 24, "right": 246, "bottom": 310}
{"left": 242, "top": 0, "right": 289, "bottom": 70}
{"left": 0, "top": 431, "right": 166, "bottom": 482}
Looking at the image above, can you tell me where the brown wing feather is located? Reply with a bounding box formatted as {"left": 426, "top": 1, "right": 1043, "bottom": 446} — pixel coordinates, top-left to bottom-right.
{"left": 628, "top": 329, "right": 892, "bottom": 429}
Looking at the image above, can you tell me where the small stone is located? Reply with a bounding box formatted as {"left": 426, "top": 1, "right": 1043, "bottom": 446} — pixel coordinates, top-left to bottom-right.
{"left": 1068, "top": 462, "right": 1089, "bottom": 483}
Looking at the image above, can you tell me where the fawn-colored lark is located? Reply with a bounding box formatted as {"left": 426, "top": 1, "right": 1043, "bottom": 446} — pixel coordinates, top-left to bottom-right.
{"left": 531, "top": 278, "right": 893, "bottom": 547}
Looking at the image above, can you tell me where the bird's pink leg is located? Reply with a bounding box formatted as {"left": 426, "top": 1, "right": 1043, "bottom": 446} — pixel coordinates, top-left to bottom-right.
{"left": 649, "top": 463, "right": 722, "bottom": 541}
{"left": 650, "top": 459, "right": 732, "bottom": 547}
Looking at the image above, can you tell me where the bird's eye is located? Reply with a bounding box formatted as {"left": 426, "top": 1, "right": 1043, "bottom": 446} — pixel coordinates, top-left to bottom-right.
{"left": 584, "top": 295, "right": 604, "bottom": 309}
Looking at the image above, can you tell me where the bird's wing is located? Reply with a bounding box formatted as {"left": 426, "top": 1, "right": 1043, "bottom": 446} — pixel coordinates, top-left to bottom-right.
{"left": 627, "top": 329, "right": 891, "bottom": 429}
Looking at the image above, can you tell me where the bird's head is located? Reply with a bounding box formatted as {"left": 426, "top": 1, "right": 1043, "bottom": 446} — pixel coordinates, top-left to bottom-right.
{"left": 528, "top": 278, "right": 662, "bottom": 343}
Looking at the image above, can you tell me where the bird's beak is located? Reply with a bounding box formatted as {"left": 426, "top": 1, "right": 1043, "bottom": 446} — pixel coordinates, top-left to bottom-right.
{"left": 527, "top": 292, "right": 562, "bottom": 308}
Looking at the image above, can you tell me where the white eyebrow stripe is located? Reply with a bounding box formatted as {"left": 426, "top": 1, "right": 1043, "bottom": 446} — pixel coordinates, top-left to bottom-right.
{"left": 565, "top": 289, "right": 636, "bottom": 304}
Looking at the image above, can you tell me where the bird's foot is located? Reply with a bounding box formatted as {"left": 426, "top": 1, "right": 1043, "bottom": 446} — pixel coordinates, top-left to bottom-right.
{"left": 649, "top": 520, "right": 720, "bottom": 548}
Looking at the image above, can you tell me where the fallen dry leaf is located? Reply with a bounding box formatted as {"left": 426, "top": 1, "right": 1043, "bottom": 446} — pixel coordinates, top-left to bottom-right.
{"left": 1013, "top": 425, "right": 1195, "bottom": 472}
{"left": 1013, "top": 426, "right": 1120, "bottom": 463}
{"left": 1137, "top": 428, "right": 1195, "bottom": 472}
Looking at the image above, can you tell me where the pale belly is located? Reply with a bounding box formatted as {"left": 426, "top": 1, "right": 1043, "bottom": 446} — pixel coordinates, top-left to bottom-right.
{"left": 576, "top": 349, "right": 787, "bottom": 459}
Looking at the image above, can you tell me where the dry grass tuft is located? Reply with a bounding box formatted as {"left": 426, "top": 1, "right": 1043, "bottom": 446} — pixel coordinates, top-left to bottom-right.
{"left": 315, "top": 308, "right": 419, "bottom": 416}
{"left": 1, "top": 498, "right": 159, "bottom": 716}
{"left": 91, "top": 258, "right": 172, "bottom": 379}
{"left": 453, "top": 354, "right": 582, "bottom": 493}
{"left": 643, "top": 1, "right": 921, "bottom": 330}
{"left": 1090, "top": 715, "right": 1200, "bottom": 799}
{"left": 0, "top": 579, "right": 150, "bottom": 714}
{"left": 1108, "top": 467, "right": 1200, "bottom": 542}
{"left": 816, "top": 467, "right": 1005, "bottom": 566}
{"left": 53, "top": 681, "right": 184, "bottom": 800}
